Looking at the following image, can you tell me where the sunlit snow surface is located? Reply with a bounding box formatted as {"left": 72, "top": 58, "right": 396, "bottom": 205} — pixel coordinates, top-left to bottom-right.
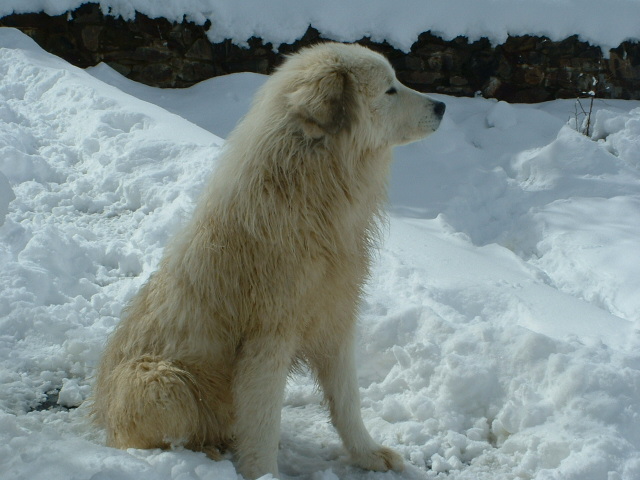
{"left": 1, "top": 28, "right": 640, "bottom": 480}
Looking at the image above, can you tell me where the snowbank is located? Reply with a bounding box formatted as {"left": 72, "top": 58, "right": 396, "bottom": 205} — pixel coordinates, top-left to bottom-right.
{"left": 2, "top": 27, "right": 640, "bottom": 480}
{"left": 2, "top": 0, "right": 640, "bottom": 53}
{"left": 0, "top": 27, "right": 222, "bottom": 415}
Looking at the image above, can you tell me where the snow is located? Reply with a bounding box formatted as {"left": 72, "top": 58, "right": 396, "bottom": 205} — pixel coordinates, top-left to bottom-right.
{"left": 2, "top": 0, "right": 640, "bottom": 54}
{"left": 2, "top": 26, "right": 640, "bottom": 480}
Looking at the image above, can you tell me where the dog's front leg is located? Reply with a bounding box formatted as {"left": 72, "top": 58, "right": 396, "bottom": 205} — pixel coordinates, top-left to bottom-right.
{"left": 312, "top": 331, "right": 405, "bottom": 472}
{"left": 233, "top": 335, "right": 292, "bottom": 479}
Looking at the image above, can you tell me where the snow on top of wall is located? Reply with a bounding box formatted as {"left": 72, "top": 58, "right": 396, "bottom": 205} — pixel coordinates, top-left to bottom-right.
{"left": 1, "top": 0, "right": 640, "bottom": 53}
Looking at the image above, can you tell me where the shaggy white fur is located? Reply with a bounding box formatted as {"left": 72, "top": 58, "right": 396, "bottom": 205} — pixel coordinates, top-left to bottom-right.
{"left": 92, "top": 42, "right": 444, "bottom": 479}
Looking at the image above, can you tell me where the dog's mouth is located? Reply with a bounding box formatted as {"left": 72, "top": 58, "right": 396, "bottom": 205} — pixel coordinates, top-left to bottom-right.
{"left": 398, "top": 122, "right": 441, "bottom": 144}
{"left": 412, "top": 105, "right": 445, "bottom": 141}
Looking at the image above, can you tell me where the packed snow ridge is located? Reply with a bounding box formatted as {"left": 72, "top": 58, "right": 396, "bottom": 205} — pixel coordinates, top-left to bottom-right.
{"left": 2, "top": 0, "right": 640, "bottom": 53}
{"left": 2, "top": 27, "right": 640, "bottom": 480}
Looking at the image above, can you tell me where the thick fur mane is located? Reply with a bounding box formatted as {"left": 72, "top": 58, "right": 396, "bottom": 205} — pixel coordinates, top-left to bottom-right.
{"left": 187, "top": 51, "right": 392, "bottom": 263}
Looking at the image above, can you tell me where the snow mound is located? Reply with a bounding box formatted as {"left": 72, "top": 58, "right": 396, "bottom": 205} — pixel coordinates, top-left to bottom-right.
{"left": 0, "top": 28, "right": 221, "bottom": 417}
{"left": 592, "top": 107, "right": 640, "bottom": 168}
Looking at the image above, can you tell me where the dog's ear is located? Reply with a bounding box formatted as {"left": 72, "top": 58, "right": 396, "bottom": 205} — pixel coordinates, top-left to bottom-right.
{"left": 287, "top": 69, "right": 355, "bottom": 139}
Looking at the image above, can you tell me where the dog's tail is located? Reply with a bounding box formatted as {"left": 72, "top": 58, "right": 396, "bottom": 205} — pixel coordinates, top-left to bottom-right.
{"left": 93, "top": 355, "right": 202, "bottom": 450}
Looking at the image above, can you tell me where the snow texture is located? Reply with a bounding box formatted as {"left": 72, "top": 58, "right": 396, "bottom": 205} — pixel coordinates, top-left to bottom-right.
{"left": 1, "top": 0, "right": 640, "bottom": 53}
{"left": 2, "top": 27, "right": 640, "bottom": 480}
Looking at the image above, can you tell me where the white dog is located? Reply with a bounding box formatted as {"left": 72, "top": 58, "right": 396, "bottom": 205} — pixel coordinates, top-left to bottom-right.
{"left": 92, "top": 42, "right": 444, "bottom": 479}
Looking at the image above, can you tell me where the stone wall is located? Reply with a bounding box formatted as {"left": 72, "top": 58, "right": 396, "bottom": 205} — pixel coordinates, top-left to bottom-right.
{"left": 2, "top": 3, "right": 639, "bottom": 102}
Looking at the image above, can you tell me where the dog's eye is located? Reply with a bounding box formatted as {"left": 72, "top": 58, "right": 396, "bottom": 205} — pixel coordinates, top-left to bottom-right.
{"left": 385, "top": 87, "right": 398, "bottom": 95}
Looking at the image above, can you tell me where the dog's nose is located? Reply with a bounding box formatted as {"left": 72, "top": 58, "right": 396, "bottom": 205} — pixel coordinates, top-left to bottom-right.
{"left": 433, "top": 101, "right": 446, "bottom": 119}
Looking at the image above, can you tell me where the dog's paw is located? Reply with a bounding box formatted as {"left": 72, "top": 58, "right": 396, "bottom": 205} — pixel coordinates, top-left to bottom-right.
{"left": 352, "top": 446, "right": 405, "bottom": 472}
{"left": 201, "top": 445, "right": 223, "bottom": 461}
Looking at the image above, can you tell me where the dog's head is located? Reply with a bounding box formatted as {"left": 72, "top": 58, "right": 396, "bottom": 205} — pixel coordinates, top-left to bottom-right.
{"left": 280, "top": 43, "right": 445, "bottom": 146}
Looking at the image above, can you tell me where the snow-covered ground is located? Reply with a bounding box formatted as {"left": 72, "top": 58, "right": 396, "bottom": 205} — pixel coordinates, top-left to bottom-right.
{"left": 3, "top": 0, "right": 640, "bottom": 53}
{"left": 2, "top": 26, "right": 640, "bottom": 480}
